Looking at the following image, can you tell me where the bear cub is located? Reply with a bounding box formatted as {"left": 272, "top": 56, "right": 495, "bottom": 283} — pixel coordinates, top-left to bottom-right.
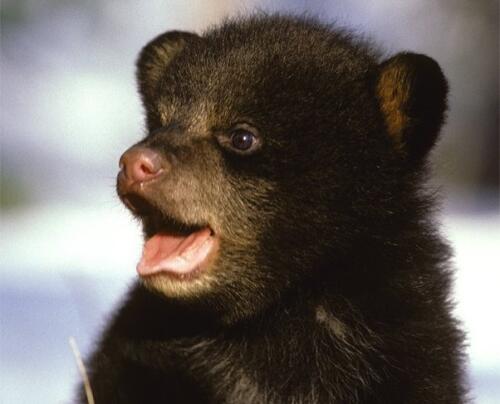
{"left": 79, "top": 14, "right": 465, "bottom": 404}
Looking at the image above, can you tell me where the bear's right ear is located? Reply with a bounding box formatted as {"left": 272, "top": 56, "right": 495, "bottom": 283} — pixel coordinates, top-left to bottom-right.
{"left": 375, "top": 53, "right": 448, "bottom": 164}
{"left": 136, "top": 31, "right": 199, "bottom": 102}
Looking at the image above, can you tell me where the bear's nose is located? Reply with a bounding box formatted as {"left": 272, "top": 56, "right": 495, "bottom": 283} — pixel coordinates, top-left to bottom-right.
{"left": 119, "top": 146, "right": 164, "bottom": 184}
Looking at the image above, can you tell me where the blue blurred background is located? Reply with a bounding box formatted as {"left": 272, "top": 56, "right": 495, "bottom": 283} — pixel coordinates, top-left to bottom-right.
{"left": 1, "top": 1, "right": 498, "bottom": 402}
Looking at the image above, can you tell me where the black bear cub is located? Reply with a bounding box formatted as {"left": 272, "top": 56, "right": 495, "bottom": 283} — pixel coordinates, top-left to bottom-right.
{"left": 79, "top": 15, "right": 465, "bottom": 403}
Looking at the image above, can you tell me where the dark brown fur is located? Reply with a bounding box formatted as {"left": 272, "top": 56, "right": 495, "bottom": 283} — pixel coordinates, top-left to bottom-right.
{"left": 79, "top": 14, "right": 466, "bottom": 403}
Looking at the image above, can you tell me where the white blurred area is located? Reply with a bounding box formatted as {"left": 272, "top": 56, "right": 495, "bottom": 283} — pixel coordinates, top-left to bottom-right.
{"left": 1, "top": 1, "right": 498, "bottom": 403}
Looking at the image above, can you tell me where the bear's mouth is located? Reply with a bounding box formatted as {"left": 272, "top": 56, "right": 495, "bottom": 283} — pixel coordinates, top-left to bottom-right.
{"left": 121, "top": 193, "right": 218, "bottom": 280}
{"left": 137, "top": 227, "right": 218, "bottom": 279}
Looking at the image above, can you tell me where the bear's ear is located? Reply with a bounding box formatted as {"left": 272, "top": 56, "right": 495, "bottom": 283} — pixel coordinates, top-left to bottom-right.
{"left": 136, "top": 31, "right": 199, "bottom": 102}
{"left": 376, "top": 52, "right": 448, "bottom": 162}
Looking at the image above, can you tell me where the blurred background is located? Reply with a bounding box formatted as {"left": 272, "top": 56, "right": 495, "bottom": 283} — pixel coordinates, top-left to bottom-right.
{"left": 1, "top": 0, "right": 498, "bottom": 402}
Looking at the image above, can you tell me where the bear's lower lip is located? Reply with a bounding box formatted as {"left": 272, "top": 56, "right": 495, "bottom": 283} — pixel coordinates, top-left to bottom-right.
{"left": 137, "top": 227, "right": 218, "bottom": 279}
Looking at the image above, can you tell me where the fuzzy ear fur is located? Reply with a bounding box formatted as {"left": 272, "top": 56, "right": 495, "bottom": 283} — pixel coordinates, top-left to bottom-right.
{"left": 376, "top": 52, "right": 448, "bottom": 162}
{"left": 136, "top": 31, "right": 199, "bottom": 102}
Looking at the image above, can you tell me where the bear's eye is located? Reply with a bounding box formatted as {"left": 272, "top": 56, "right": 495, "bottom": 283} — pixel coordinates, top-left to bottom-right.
{"left": 231, "top": 129, "right": 255, "bottom": 151}
{"left": 216, "top": 124, "right": 262, "bottom": 155}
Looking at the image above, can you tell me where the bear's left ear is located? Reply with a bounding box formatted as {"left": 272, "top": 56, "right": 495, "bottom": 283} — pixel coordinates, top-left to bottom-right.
{"left": 136, "top": 31, "right": 200, "bottom": 102}
{"left": 376, "top": 52, "right": 448, "bottom": 162}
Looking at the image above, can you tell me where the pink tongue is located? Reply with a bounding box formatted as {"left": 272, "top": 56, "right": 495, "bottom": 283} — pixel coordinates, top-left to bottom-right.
{"left": 137, "top": 228, "right": 213, "bottom": 276}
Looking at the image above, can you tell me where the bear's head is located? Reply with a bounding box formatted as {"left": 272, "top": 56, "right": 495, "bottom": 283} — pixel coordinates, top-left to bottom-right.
{"left": 116, "top": 16, "right": 448, "bottom": 322}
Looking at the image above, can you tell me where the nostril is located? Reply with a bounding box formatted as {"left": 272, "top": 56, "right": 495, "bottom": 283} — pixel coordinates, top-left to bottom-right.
{"left": 139, "top": 160, "right": 155, "bottom": 175}
{"left": 119, "top": 147, "right": 165, "bottom": 184}
{"left": 133, "top": 157, "right": 162, "bottom": 181}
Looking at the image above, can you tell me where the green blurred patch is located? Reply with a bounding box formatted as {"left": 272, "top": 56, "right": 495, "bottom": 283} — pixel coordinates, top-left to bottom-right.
{"left": 0, "top": 174, "right": 33, "bottom": 210}
{"left": 1, "top": 0, "right": 72, "bottom": 27}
